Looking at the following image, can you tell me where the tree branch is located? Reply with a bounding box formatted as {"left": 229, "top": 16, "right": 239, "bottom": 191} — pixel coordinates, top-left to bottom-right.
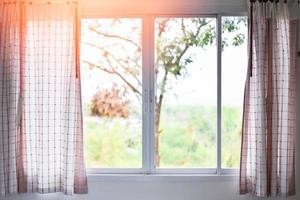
{"left": 88, "top": 26, "right": 141, "bottom": 51}
{"left": 83, "top": 60, "right": 142, "bottom": 97}
{"left": 82, "top": 41, "right": 142, "bottom": 89}
{"left": 175, "top": 19, "right": 210, "bottom": 65}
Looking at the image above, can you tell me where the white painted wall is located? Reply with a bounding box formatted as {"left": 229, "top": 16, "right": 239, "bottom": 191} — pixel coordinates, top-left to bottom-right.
{"left": 1, "top": 1, "right": 300, "bottom": 200}
{"left": 1, "top": 176, "right": 299, "bottom": 200}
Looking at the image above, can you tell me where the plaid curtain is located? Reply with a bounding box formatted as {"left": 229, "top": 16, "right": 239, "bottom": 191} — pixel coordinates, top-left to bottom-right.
{"left": 240, "top": 1, "right": 298, "bottom": 197}
{"left": 0, "top": 1, "right": 87, "bottom": 195}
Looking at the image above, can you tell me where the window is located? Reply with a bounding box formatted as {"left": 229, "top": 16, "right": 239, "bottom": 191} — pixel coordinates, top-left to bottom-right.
{"left": 81, "top": 16, "right": 247, "bottom": 173}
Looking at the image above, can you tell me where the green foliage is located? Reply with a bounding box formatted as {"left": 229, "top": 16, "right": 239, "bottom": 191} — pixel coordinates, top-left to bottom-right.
{"left": 222, "top": 17, "right": 247, "bottom": 48}
{"left": 159, "top": 105, "right": 217, "bottom": 167}
{"left": 84, "top": 106, "right": 242, "bottom": 168}
{"left": 232, "top": 33, "right": 246, "bottom": 47}
{"left": 221, "top": 107, "right": 243, "bottom": 168}
{"left": 84, "top": 117, "right": 142, "bottom": 167}
{"left": 155, "top": 17, "right": 246, "bottom": 80}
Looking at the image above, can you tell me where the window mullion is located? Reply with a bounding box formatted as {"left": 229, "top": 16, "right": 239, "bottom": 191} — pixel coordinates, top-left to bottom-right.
{"left": 217, "top": 14, "right": 222, "bottom": 175}
{"left": 142, "top": 15, "right": 155, "bottom": 174}
{"left": 149, "top": 15, "right": 156, "bottom": 173}
{"left": 142, "top": 15, "right": 150, "bottom": 173}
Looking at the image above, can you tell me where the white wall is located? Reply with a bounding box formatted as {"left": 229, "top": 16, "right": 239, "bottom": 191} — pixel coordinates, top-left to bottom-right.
{"left": 1, "top": 176, "right": 299, "bottom": 200}
{"left": 1, "top": 1, "right": 300, "bottom": 200}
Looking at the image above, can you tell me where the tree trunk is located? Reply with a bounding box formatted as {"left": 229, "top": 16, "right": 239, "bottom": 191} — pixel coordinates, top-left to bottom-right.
{"left": 155, "top": 98, "right": 162, "bottom": 167}
{"left": 155, "top": 69, "right": 168, "bottom": 167}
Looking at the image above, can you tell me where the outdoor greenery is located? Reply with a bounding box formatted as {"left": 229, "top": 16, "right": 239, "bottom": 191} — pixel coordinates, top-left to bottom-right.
{"left": 82, "top": 17, "right": 246, "bottom": 169}
{"left": 84, "top": 105, "right": 242, "bottom": 168}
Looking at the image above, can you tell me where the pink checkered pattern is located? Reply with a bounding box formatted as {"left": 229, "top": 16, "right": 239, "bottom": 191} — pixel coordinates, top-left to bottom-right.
{"left": 240, "top": 2, "right": 298, "bottom": 197}
{"left": 0, "top": 1, "right": 87, "bottom": 196}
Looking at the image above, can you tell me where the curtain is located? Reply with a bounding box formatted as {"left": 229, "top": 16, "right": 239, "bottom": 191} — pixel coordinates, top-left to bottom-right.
{"left": 0, "top": 1, "right": 87, "bottom": 195}
{"left": 240, "top": 0, "right": 299, "bottom": 197}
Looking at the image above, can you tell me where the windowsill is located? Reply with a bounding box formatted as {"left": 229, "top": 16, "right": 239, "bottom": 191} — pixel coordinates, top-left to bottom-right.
{"left": 87, "top": 173, "right": 239, "bottom": 182}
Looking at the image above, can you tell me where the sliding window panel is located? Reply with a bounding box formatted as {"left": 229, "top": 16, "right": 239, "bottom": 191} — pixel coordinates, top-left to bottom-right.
{"left": 221, "top": 16, "right": 247, "bottom": 169}
{"left": 154, "top": 17, "right": 217, "bottom": 168}
{"left": 81, "top": 18, "right": 142, "bottom": 168}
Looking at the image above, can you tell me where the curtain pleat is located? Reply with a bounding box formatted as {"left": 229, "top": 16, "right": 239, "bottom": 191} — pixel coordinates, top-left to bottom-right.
{"left": 240, "top": 1, "right": 298, "bottom": 197}
{"left": 0, "top": 2, "right": 20, "bottom": 196}
{"left": 0, "top": 1, "right": 87, "bottom": 195}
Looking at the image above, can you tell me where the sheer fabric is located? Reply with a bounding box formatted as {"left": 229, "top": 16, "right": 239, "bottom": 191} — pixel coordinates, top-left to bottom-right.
{"left": 0, "top": 1, "right": 87, "bottom": 195}
{"left": 240, "top": 1, "right": 298, "bottom": 197}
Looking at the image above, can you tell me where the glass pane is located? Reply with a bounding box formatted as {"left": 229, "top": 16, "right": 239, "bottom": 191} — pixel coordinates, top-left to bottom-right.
{"left": 221, "top": 16, "right": 248, "bottom": 168}
{"left": 155, "top": 18, "right": 217, "bottom": 168}
{"left": 81, "top": 19, "right": 142, "bottom": 168}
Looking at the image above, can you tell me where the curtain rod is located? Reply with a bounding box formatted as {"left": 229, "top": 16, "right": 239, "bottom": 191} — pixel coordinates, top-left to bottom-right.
{"left": 249, "top": 0, "right": 299, "bottom": 3}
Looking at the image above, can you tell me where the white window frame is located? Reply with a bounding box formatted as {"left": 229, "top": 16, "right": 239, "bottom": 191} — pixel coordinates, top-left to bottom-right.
{"left": 83, "top": 13, "right": 247, "bottom": 176}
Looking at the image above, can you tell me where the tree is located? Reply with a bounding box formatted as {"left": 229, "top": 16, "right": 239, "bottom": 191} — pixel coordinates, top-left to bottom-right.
{"left": 90, "top": 84, "right": 130, "bottom": 118}
{"left": 82, "top": 17, "right": 246, "bottom": 166}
